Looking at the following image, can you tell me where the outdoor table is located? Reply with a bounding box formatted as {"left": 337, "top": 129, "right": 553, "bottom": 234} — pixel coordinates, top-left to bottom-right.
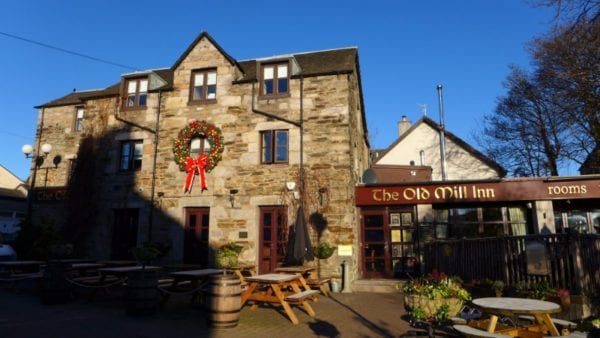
{"left": 99, "top": 260, "right": 138, "bottom": 267}
{"left": 274, "top": 266, "right": 315, "bottom": 291}
{"left": 225, "top": 265, "right": 256, "bottom": 281}
{"left": 53, "top": 258, "right": 95, "bottom": 264}
{"left": 166, "top": 268, "right": 225, "bottom": 303}
{"left": 472, "top": 297, "right": 562, "bottom": 337}
{"left": 98, "top": 265, "right": 162, "bottom": 276}
{"left": 241, "top": 273, "right": 316, "bottom": 325}
{"left": 0, "top": 260, "right": 45, "bottom": 274}
{"left": 69, "top": 263, "right": 105, "bottom": 276}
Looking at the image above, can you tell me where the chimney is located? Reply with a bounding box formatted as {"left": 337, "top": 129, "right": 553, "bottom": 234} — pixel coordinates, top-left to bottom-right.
{"left": 398, "top": 115, "right": 411, "bottom": 136}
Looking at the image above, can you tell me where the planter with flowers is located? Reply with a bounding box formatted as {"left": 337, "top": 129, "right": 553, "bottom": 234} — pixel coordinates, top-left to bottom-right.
{"left": 400, "top": 270, "right": 471, "bottom": 321}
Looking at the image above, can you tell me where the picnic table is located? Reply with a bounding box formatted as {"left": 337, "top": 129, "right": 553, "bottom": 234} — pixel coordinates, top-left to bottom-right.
{"left": 472, "top": 297, "right": 562, "bottom": 337}
{"left": 160, "top": 268, "right": 224, "bottom": 304}
{"left": 274, "top": 266, "right": 314, "bottom": 291}
{"left": 0, "top": 260, "right": 45, "bottom": 274}
{"left": 241, "top": 273, "right": 319, "bottom": 324}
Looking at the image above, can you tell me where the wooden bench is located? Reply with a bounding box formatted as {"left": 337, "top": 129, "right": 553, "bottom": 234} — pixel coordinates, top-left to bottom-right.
{"left": 518, "top": 315, "right": 578, "bottom": 329}
{"left": 284, "top": 290, "right": 320, "bottom": 303}
{"left": 306, "top": 278, "right": 331, "bottom": 297}
{"left": 453, "top": 325, "right": 511, "bottom": 338}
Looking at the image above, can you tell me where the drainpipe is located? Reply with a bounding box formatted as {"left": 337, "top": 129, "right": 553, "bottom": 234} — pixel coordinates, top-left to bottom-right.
{"left": 148, "top": 89, "right": 162, "bottom": 242}
{"left": 27, "top": 107, "right": 45, "bottom": 220}
{"left": 436, "top": 84, "right": 448, "bottom": 181}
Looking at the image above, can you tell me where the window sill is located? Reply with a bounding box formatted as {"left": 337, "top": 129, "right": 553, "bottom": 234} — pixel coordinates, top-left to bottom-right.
{"left": 120, "top": 106, "right": 148, "bottom": 112}
{"left": 188, "top": 99, "right": 217, "bottom": 106}
{"left": 258, "top": 93, "right": 290, "bottom": 100}
{"left": 260, "top": 162, "right": 289, "bottom": 166}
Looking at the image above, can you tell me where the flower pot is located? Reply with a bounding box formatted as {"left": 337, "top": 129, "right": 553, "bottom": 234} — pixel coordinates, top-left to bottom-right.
{"left": 216, "top": 255, "right": 238, "bottom": 268}
{"left": 560, "top": 295, "right": 571, "bottom": 309}
{"left": 495, "top": 289, "right": 503, "bottom": 297}
{"left": 404, "top": 294, "right": 463, "bottom": 319}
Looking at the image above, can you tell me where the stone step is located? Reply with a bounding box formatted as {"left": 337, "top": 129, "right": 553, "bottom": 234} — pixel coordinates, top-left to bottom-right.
{"left": 352, "top": 279, "right": 405, "bottom": 293}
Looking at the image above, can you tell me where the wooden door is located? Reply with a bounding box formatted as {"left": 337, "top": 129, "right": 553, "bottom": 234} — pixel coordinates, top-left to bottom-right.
{"left": 259, "top": 206, "right": 287, "bottom": 274}
{"left": 361, "top": 210, "right": 391, "bottom": 278}
{"left": 184, "top": 207, "right": 210, "bottom": 266}
{"left": 110, "top": 208, "right": 139, "bottom": 259}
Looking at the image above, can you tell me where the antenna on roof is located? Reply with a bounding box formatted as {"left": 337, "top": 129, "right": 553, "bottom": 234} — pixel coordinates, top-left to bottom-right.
{"left": 418, "top": 103, "right": 427, "bottom": 116}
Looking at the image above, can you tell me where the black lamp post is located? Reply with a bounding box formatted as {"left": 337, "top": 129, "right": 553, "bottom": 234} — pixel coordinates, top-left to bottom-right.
{"left": 22, "top": 143, "right": 52, "bottom": 220}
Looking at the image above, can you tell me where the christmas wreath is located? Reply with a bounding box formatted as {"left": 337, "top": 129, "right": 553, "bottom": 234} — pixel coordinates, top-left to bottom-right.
{"left": 172, "top": 120, "right": 224, "bottom": 172}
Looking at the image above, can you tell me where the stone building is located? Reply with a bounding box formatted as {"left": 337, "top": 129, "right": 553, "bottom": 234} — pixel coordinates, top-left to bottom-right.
{"left": 0, "top": 164, "right": 27, "bottom": 242}
{"left": 29, "top": 32, "right": 370, "bottom": 282}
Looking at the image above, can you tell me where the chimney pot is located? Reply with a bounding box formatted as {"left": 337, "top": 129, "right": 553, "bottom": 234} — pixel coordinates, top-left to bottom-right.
{"left": 398, "top": 115, "right": 412, "bottom": 137}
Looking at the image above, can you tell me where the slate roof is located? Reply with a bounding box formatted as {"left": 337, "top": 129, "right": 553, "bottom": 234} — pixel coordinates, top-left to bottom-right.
{"left": 36, "top": 32, "right": 360, "bottom": 108}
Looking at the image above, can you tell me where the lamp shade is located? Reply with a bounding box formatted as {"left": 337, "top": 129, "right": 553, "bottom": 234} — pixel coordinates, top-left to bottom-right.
{"left": 41, "top": 143, "right": 52, "bottom": 155}
{"left": 21, "top": 144, "right": 33, "bottom": 156}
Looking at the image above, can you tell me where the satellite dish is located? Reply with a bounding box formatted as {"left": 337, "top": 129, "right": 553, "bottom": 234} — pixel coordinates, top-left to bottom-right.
{"left": 362, "top": 168, "right": 377, "bottom": 184}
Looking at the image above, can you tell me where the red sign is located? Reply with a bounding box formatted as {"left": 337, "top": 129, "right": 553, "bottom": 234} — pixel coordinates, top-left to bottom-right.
{"left": 355, "top": 178, "right": 600, "bottom": 206}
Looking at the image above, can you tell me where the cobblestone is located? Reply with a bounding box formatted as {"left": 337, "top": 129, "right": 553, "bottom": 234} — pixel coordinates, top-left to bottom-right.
{"left": 0, "top": 288, "right": 423, "bottom": 338}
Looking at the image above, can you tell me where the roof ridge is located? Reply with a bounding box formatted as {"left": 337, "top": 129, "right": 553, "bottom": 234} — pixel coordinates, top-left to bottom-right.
{"left": 238, "top": 46, "right": 358, "bottom": 62}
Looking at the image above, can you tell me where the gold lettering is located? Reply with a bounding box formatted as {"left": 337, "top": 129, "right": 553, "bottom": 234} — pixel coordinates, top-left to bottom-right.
{"left": 403, "top": 188, "right": 416, "bottom": 200}
{"left": 420, "top": 187, "right": 430, "bottom": 200}
{"left": 435, "top": 187, "right": 454, "bottom": 199}
{"left": 547, "top": 184, "right": 588, "bottom": 196}
{"left": 373, "top": 189, "right": 382, "bottom": 201}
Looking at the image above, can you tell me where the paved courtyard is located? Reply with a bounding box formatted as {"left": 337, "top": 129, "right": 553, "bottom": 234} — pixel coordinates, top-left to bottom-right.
{"left": 0, "top": 286, "right": 431, "bottom": 338}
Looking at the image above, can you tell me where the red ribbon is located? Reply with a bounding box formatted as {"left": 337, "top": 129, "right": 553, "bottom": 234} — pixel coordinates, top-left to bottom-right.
{"left": 183, "top": 154, "right": 208, "bottom": 193}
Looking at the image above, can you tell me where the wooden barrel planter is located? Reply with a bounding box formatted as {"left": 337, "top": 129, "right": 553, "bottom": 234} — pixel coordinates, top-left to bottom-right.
{"left": 126, "top": 270, "right": 159, "bottom": 316}
{"left": 206, "top": 273, "right": 241, "bottom": 328}
{"left": 40, "top": 262, "right": 70, "bottom": 305}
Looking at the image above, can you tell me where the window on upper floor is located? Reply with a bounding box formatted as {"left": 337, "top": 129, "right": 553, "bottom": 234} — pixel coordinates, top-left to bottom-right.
{"left": 189, "top": 135, "right": 211, "bottom": 158}
{"left": 261, "top": 130, "right": 288, "bottom": 164}
{"left": 190, "top": 69, "right": 217, "bottom": 103}
{"left": 123, "top": 77, "right": 148, "bottom": 109}
{"left": 119, "top": 140, "right": 143, "bottom": 171}
{"left": 74, "top": 106, "right": 84, "bottom": 132}
{"left": 260, "top": 62, "right": 289, "bottom": 97}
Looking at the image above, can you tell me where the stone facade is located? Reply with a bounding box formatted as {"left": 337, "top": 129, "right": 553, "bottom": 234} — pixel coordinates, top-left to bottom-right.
{"left": 29, "top": 32, "right": 369, "bottom": 283}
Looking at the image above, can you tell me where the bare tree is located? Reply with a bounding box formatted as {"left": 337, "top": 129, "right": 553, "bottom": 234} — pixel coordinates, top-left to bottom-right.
{"left": 482, "top": 66, "right": 572, "bottom": 176}
{"left": 532, "top": 19, "right": 600, "bottom": 164}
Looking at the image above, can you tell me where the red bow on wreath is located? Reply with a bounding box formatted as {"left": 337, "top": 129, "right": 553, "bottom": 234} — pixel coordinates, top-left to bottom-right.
{"left": 183, "top": 153, "right": 209, "bottom": 193}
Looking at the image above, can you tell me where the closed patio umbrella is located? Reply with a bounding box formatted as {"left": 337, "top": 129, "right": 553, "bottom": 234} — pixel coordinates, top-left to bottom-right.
{"left": 285, "top": 206, "right": 314, "bottom": 266}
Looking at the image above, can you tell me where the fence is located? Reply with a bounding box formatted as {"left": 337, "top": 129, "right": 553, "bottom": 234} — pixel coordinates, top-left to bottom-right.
{"left": 422, "top": 233, "right": 600, "bottom": 296}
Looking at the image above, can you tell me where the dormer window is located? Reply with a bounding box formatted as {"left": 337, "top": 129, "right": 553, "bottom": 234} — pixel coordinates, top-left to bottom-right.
{"left": 190, "top": 69, "right": 217, "bottom": 103}
{"left": 74, "top": 106, "right": 84, "bottom": 132}
{"left": 190, "top": 136, "right": 211, "bottom": 158}
{"left": 123, "top": 77, "right": 148, "bottom": 109}
{"left": 261, "top": 62, "right": 289, "bottom": 97}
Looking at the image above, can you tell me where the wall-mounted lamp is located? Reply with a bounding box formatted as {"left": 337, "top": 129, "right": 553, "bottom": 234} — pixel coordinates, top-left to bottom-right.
{"left": 22, "top": 143, "right": 53, "bottom": 159}
{"left": 157, "top": 192, "right": 165, "bottom": 198}
{"left": 229, "top": 189, "right": 238, "bottom": 208}
{"left": 318, "top": 187, "right": 328, "bottom": 207}
{"left": 286, "top": 181, "right": 296, "bottom": 191}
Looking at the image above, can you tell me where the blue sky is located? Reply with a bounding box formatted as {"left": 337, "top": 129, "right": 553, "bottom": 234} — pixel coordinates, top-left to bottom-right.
{"left": 0, "top": 0, "right": 556, "bottom": 180}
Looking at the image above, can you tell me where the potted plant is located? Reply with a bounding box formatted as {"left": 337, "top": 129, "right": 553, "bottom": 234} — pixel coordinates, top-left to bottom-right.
{"left": 314, "top": 242, "right": 335, "bottom": 260}
{"left": 215, "top": 242, "right": 243, "bottom": 268}
{"left": 400, "top": 270, "right": 471, "bottom": 321}
{"left": 556, "top": 288, "right": 571, "bottom": 309}
{"left": 126, "top": 242, "right": 163, "bottom": 316}
{"left": 491, "top": 280, "right": 505, "bottom": 297}
{"left": 40, "top": 242, "right": 74, "bottom": 305}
